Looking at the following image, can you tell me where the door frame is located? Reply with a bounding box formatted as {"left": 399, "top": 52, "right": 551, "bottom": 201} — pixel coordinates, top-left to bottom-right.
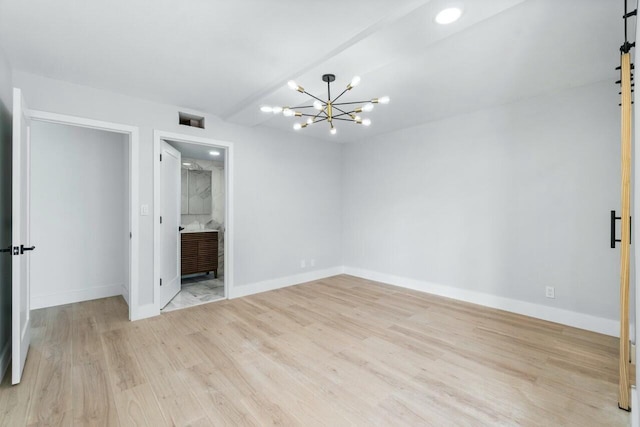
{"left": 153, "top": 130, "right": 234, "bottom": 314}
{"left": 28, "top": 109, "right": 140, "bottom": 320}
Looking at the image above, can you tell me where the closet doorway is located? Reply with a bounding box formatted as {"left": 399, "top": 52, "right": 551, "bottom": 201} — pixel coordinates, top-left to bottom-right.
{"left": 28, "top": 110, "right": 140, "bottom": 319}
{"left": 153, "top": 131, "right": 234, "bottom": 313}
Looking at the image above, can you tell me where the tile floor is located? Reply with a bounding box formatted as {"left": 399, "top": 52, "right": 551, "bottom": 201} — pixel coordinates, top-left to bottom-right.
{"left": 162, "top": 274, "right": 225, "bottom": 312}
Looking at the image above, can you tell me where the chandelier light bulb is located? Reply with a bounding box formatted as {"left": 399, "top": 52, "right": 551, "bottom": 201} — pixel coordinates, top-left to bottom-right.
{"left": 293, "top": 123, "right": 302, "bottom": 130}
{"left": 362, "top": 118, "right": 372, "bottom": 126}
{"left": 272, "top": 106, "right": 283, "bottom": 114}
{"left": 260, "top": 106, "right": 273, "bottom": 113}
{"left": 378, "top": 96, "right": 390, "bottom": 104}
{"left": 330, "top": 128, "right": 337, "bottom": 135}
{"left": 354, "top": 116, "right": 362, "bottom": 123}
{"left": 287, "top": 80, "right": 298, "bottom": 90}
{"left": 307, "top": 118, "right": 313, "bottom": 124}
{"left": 362, "top": 103, "right": 374, "bottom": 112}
{"left": 313, "top": 100, "right": 323, "bottom": 110}
{"left": 283, "top": 108, "right": 294, "bottom": 117}
{"left": 347, "top": 75, "right": 361, "bottom": 90}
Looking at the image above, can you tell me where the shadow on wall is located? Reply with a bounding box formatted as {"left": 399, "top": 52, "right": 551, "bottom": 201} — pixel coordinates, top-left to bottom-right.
{"left": 0, "top": 98, "right": 11, "bottom": 360}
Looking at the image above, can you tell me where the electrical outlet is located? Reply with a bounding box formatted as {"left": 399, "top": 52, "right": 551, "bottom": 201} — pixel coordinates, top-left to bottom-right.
{"left": 300, "top": 259, "right": 306, "bottom": 269}
{"left": 545, "top": 286, "right": 555, "bottom": 299}
{"left": 310, "top": 259, "right": 316, "bottom": 267}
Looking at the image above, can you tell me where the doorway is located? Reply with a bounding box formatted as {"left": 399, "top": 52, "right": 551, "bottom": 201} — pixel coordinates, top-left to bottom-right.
{"left": 10, "top": 93, "right": 140, "bottom": 384}
{"left": 27, "top": 110, "right": 140, "bottom": 320}
{"left": 153, "top": 130, "right": 234, "bottom": 313}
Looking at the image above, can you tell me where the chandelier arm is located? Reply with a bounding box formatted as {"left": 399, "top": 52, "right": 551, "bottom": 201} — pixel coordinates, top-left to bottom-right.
{"left": 331, "top": 100, "right": 372, "bottom": 106}
{"left": 309, "top": 117, "right": 328, "bottom": 125}
{"left": 301, "top": 90, "right": 327, "bottom": 105}
{"left": 332, "top": 117, "right": 356, "bottom": 122}
{"left": 300, "top": 113, "right": 323, "bottom": 118}
{"left": 314, "top": 110, "right": 327, "bottom": 119}
{"left": 332, "top": 106, "right": 353, "bottom": 117}
{"left": 331, "top": 88, "right": 350, "bottom": 103}
{"left": 293, "top": 105, "right": 316, "bottom": 109}
{"left": 333, "top": 111, "right": 356, "bottom": 118}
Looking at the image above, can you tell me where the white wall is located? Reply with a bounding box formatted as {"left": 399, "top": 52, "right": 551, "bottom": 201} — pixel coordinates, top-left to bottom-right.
{"left": 0, "top": 45, "right": 12, "bottom": 377}
{"left": 13, "top": 71, "right": 343, "bottom": 313}
{"left": 343, "top": 80, "right": 621, "bottom": 324}
{"left": 30, "top": 121, "right": 129, "bottom": 308}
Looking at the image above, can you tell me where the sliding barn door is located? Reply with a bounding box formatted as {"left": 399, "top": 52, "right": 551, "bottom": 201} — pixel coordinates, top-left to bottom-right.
{"left": 618, "top": 50, "right": 633, "bottom": 411}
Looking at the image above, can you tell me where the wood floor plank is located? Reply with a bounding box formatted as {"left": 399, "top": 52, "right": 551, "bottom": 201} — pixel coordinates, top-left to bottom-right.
{"left": 71, "top": 357, "right": 119, "bottom": 426}
{"left": 0, "top": 275, "right": 630, "bottom": 426}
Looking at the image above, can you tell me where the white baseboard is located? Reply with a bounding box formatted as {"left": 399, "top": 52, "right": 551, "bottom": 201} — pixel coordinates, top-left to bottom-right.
{"left": 121, "top": 285, "right": 130, "bottom": 306}
{"left": 633, "top": 387, "right": 639, "bottom": 427}
{"left": 230, "top": 267, "right": 344, "bottom": 299}
{"left": 0, "top": 339, "right": 9, "bottom": 383}
{"left": 131, "top": 303, "right": 159, "bottom": 321}
{"left": 31, "top": 284, "right": 124, "bottom": 310}
{"left": 343, "top": 267, "right": 619, "bottom": 337}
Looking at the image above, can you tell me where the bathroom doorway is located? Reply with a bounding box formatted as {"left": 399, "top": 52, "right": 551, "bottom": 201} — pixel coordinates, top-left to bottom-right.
{"left": 153, "top": 130, "right": 234, "bottom": 313}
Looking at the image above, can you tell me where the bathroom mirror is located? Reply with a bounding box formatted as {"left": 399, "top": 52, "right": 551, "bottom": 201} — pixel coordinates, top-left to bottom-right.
{"left": 187, "top": 170, "right": 212, "bottom": 214}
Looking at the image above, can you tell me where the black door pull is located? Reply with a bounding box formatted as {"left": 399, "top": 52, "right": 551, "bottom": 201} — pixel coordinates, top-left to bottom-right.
{"left": 179, "top": 226, "right": 185, "bottom": 231}
{"left": 611, "top": 210, "right": 632, "bottom": 248}
{"left": 0, "top": 246, "right": 10, "bottom": 253}
{"left": 20, "top": 245, "right": 35, "bottom": 254}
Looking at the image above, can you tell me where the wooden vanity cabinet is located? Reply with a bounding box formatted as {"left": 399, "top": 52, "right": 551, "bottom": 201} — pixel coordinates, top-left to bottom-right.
{"left": 181, "top": 231, "right": 218, "bottom": 278}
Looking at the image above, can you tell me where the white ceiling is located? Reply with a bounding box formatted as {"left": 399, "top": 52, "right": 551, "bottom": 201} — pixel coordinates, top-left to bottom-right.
{"left": 0, "top": 0, "right": 626, "bottom": 142}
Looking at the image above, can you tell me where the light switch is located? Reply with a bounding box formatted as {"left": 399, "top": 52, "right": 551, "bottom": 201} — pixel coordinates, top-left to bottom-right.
{"left": 140, "top": 204, "right": 149, "bottom": 216}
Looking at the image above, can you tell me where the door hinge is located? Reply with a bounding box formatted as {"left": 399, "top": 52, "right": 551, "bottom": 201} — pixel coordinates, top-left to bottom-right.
{"left": 12, "top": 246, "right": 19, "bottom": 255}
{"left": 160, "top": 154, "right": 162, "bottom": 162}
{"left": 129, "top": 232, "right": 132, "bottom": 239}
{"left": 160, "top": 216, "right": 163, "bottom": 224}
{"left": 160, "top": 278, "right": 163, "bottom": 287}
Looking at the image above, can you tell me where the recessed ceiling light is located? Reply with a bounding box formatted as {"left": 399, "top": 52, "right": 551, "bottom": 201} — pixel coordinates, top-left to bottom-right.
{"left": 182, "top": 162, "right": 192, "bottom": 166}
{"left": 209, "top": 151, "right": 220, "bottom": 156}
{"left": 435, "top": 7, "right": 462, "bottom": 25}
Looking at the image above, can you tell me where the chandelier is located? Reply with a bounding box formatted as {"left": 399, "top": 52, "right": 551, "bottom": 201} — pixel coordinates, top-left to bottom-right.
{"left": 260, "top": 74, "right": 389, "bottom": 135}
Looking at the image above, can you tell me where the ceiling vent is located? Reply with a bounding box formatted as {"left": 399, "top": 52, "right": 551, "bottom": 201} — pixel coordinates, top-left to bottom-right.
{"left": 179, "top": 112, "right": 205, "bottom": 129}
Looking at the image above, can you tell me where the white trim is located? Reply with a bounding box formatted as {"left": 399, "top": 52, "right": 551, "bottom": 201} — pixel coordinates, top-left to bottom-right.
{"left": 121, "top": 284, "right": 130, "bottom": 306}
{"left": 31, "top": 284, "right": 124, "bottom": 310}
{"left": 230, "top": 267, "right": 344, "bottom": 299}
{"left": 343, "top": 267, "right": 619, "bottom": 337}
{"left": 28, "top": 109, "right": 140, "bottom": 321}
{"left": 131, "top": 303, "right": 158, "bottom": 321}
{"left": 153, "top": 130, "right": 234, "bottom": 316}
{"left": 0, "top": 340, "right": 9, "bottom": 383}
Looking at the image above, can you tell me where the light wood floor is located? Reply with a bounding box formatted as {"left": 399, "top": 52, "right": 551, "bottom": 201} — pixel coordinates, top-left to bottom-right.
{"left": 0, "top": 275, "right": 630, "bottom": 426}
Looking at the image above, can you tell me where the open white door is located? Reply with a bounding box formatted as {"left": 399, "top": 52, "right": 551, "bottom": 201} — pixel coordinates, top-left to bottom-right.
{"left": 12, "top": 88, "right": 32, "bottom": 385}
{"left": 159, "top": 141, "right": 181, "bottom": 309}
